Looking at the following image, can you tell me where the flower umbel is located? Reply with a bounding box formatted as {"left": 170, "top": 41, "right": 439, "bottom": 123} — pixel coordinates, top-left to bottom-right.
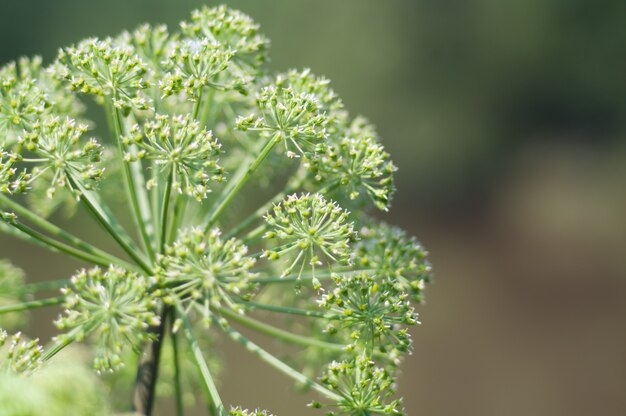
{"left": 55, "top": 266, "right": 160, "bottom": 372}
{"left": 158, "top": 227, "right": 256, "bottom": 325}
{"left": 160, "top": 39, "right": 239, "bottom": 100}
{"left": 0, "top": 329, "right": 44, "bottom": 375}
{"left": 125, "top": 114, "right": 224, "bottom": 200}
{"left": 181, "top": 5, "right": 269, "bottom": 73}
{"left": 314, "top": 117, "right": 397, "bottom": 211}
{"left": 237, "top": 82, "right": 329, "bottom": 159}
{"left": 312, "top": 355, "right": 404, "bottom": 415}
{"left": 354, "top": 223, "right": 432, "bottom": 302}
{"left": 319, "top": 273, "right": 418, "bottom": 354}
{"left": 0, "top": 150, "right": 30, "bottom": 194}
{"left": 263, "top": 193, "right": 356, "bottom": 287}
{"left": 54, "top": 38, "right": 151, "bottom": 114}
{"left": 20, "top": 116, "right": 104, "bottom": 198}
{"left": 0, "top": 63, "right": 48, "bottom": 147}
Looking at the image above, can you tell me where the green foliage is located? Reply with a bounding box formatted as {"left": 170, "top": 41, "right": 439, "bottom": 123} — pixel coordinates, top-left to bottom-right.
{"left": 0, "top": 4, "right": 432, "bottom": 415}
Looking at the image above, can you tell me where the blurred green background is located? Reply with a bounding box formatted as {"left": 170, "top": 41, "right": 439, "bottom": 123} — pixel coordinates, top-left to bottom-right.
{"left": 1, "top": 0, "right": 625, "bottom": 415}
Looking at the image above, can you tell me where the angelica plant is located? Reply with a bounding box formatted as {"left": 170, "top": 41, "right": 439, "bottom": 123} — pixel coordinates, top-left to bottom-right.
{"left": 0, "top": 5, "right": 432, "bottom": 415}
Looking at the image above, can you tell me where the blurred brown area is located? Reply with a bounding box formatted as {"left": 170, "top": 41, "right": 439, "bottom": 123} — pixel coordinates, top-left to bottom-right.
{"left": 1, "top": 1, "right": 625, "bottom": 415}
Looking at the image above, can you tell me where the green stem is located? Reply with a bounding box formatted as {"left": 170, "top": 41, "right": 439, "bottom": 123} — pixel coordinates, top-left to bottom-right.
{"left": 8, "top": 221, "right": 122, "bottom": 269}
{"left": 0, "top": 296, "right": 64, "bottom": 314}
{"left": 110, "top": 102, "right": 155, "bottom": 263}
{"left": 213, "top": 314, "right": 341, "bottom": 401}
{"left": 160, "top": 168, "right": 174, "bottom": 252}
{"left": 130, "top": 155, "right": 157, "bottom": 261}
{"left": 192, "top": 88, "right": 204, "bottom": 120}
{"left": 166, "top": 192, "right": 187, "bottom": 246}
{"left": 216, "top": 306, "right": 345, "bottom": 352}
{"left": 132, "top": 307, "right": 168, "bottom": 416}
{"left": 171, "top": 322, "right": 185, "bottom": 416}
{"left": 236, "top": 300, "right": 336, "bottom": 319}
{"left": 42, "top": 325, "right": 88, "bottom": 362}
{"left": 225, "top": 169, "right": 308, "bottom": 240}
{"left": 0, "top": 194, "right": 128, "bottom": 268}
{"left": 177, "top": 306, "right": 226, "bottom": 416}
{"left": 203, "top": 134, "right": 281, "bottom": 232}
{"left": 68, "top": 175, "right": 151, "bottom": 273}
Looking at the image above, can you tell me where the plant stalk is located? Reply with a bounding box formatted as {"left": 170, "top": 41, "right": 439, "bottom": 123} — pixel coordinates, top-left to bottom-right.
{"left": 131, "top": 307, "right": 169, "bottom": 416}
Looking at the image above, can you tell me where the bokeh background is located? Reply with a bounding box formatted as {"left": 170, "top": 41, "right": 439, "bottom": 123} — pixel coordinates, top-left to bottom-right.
{"left": 1, "top": 1, "right": 625, "bottom": 415}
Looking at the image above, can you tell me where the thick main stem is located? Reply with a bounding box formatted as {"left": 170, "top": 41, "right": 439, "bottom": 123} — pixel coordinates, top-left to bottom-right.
{"left": 131, "top": 307, "right": 169, "bottom": 416}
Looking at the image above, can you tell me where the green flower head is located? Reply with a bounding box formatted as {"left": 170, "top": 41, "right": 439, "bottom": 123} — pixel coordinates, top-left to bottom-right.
{"left": 319, "top": 273, "right": 418, "bottom": 354}
{"left": 263, "top": 193, "right": 356, "bottom": 288}
{"left": 0, "top": 330, "right": 44, "bottom": 375}
{"left": 181, "top": 5, "right": 269, "bottom": 73}
{"left": 55, "top": 266, "right": 160, "bottom": 373}
{"left": 355, "top": 223, "right": 432, "bottom": 303}
{"left": 237, "top": 80, "right": 330, "bottom": 159}
{"left": 125, "top": 114, "right": 224, "bottom": 201}
{"left": 0, "top": 62, "right": 48, "bottom": 147}
{"left": 160, "top": 38, "right": 240, "bottom": 100}
{"left": 312, "top": 355, "right": 404, "bottom": 415}
{"left": 158, "top": 227, "right": 256, "bottom": 325}
{"left": 0, "top": 150, "right": 30, "bottom": 195}
{"left": 54, "top": 38, "right": 151, "bottom": 114}
{"left": 20, "top": 116, "right": 104, "bottom": 198}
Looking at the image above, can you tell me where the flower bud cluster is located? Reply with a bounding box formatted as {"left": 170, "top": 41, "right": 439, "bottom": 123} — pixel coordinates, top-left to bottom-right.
{"left": 263, "top": 193, "right": 356, "bottom": 286}
{"left": 181, "top": 5, "right": 269, "bottom": 73}
{"left": 313, "top": 117, "right": 397, "bottom": 211}
{"left": 56, "top": 266, "right": 160, "bottom": 373}
{"left": 0, "top": 150, "right": 29, "bottom": 194}
{"left": 20, "top": 116, "right": 104, "bottom": 198}
{"left": 157, "top": 227, "right": 256, "bottom": 325}
{"left": 160, "top": 39, "right": 239, "bottom": 100}
{"left": 125, "top": 114, "right": 224, "bottom": 200}
{"left": 0, "top": 330, "right": 43, "bottom": 375}
{"left": 354, "top": 223, "right": 432, "bottom": 303}
{"left": 312, "top": 355, "right": 403, "bottom": 415}
{"left": 237, "top": 82, "right": 329, "bottom": 159}
{"left": 54, "top": 38, "right": 151, "bottom": 114}
{"left": 0, "top": 63, "right": 48, "bottom": 147}
{"left": 118, "top": 24, "right": 173, "bottom": 73}
{"left": 319, "top": 273, "right": 418, "bottom": 354}
{"left": 275, "top": 69, "right": 343, "bottom": 113}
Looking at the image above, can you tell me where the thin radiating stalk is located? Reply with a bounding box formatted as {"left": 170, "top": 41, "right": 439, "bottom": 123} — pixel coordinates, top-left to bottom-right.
{"left": 213, "top": 314, "right": 341, "bottom": 401}
{"left": 225, "top": 170, "right": 308, "bottom": 240}
{"left": 203, "top": 134, "right": 281, "bottom": 233}
{"left": 0, "top": 194, "right": 129, "bottom": 268}
{"left": 8, "top": 221, "right": 121, "bottom": 268}
{"left": 160, "top": 168, "right": 174, "bottom": 252}
{"left": 235, "top": 299, "right": 336, "bottom": 319}
{"left": 110, "top": 102, "right": 155, "bottom": 264}
{"left": 178, "top": 306, "right": 226, "bottom": 416}
{"left": 68, "top": 175, "right": 151, "bottom": 273}
{"left": 0, "top": 296, "right": 64, "bottom": 314}
{"left": 216, "top": 306, "right": 346, "bottom": 352}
